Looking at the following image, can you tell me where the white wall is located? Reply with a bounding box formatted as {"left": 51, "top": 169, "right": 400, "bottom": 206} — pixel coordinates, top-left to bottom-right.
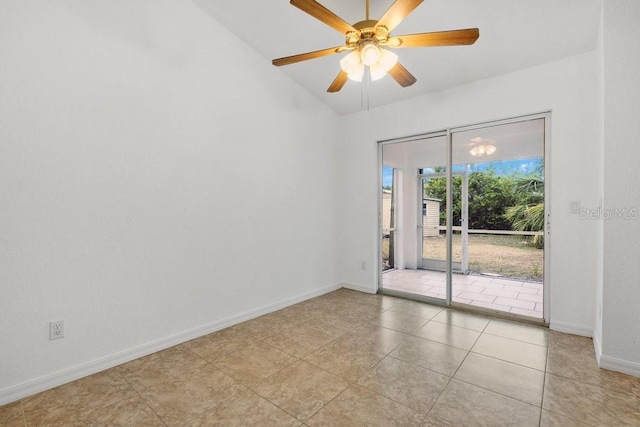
{"left": 593, "top": 0, "right": 605, "bottom": 360}
{"left": 600, "top": 0, "right": 640, "bottom": 374}
{"left": 0, "top": 0, "right": 340, "bottom": 403}
{"left": 339, "top": 51, "right": 600, "bottom": 335}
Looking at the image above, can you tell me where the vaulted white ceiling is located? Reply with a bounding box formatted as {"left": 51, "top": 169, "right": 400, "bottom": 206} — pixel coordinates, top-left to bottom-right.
{"left": 193, "top": 0, "right": 601, "bottom": 115}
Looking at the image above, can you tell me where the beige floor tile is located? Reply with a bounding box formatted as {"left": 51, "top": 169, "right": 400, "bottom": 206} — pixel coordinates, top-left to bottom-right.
{"left": 16, "top": 290, "right": 640, "bottom": 426}
{"left": 293, "top": 297, "right": 341, "bottom": 315}
{"left": 253, "top": 360, "right": 349, "bottom": 421}
{"left": 304, "top": 335, "right": 386, "bottom": 381}
{"left": 203, "top": 389, "right": 301, "bottom": 426}
{"left": 387, "top": 301, "right": 444, "bottom": 319}
{"left": 212, "top": 340, "right": 298, "bottom": 386}
{"left": 356, "top": 356, "right": 450, "bottom": 413}
{"left": 484, "top": 318, "right": 549, "bottom": 346}
{"left": 231, "top": 310, "right": 305, "bottom": 338}
{"left": 471, "top": 333, "right": 547, "bottom": 371}
{"left": 81, "top": 396, "right": 164, "bottom": 426}
{"left": 413, "top": 321, "right": 481, "bottom": 350}
{"left": 266, "top": 304, "right": 319, "bottom": 324}
{"left": 345, "top": 323, "right": 409, "bottom": 354}
{"left": 547, "top": 331, "right": 640, "bottom": 398}
{"left": 429, "top": 379, "right": 540, "bottom": 426}
{"left": 421, "top": 416, "right": 456, "bottom": 426}
{"left": 117, "top": 345, "right": 208, "bottom": 392}
{"left": 330, "top": 289, "right": 400, "bottom": 310}
{"left": 431, "top": 309, "right": 490, "bottom": 332}
{"left": 22, "top": 369, "right": 137, "bottom": 426}
{"left": 307, "top": 384, "right": 425, "bottom": 426}
{"left": 539, "top": 409, "right": 592, "bottom": 426}
{"left": 369, "top": 310, "right": 430, "bottom": 334}
{"left": 454, "top": 352, "right": 545, "bottom": 406}
{"left": 390, "top": 336, "right": 468, "bottom": 377}
{"left": 181, "top": 328, "right": 256, "bottom": 362}
{"left": 314, "top": 309, "right": 365, "bottom": 332}
{"left": 0, "top": 402, "right": 25, "bottom": 427}
{"left": 139, "top": 364, "right": 245, "bottom": 426}
{"left": 261, "top": 320, "right": 344, "bottom": 358}
{"left": 543, "top": 373, "right": 640, "bottom": 425}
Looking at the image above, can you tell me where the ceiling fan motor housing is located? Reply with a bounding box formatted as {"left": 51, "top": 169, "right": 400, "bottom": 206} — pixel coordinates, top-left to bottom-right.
{"left": 346, "top": 20, "right": 391, "bottom": 49}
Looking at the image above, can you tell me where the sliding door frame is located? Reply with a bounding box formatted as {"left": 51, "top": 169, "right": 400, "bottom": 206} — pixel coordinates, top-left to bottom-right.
{"left": 377, "top": 112, "right": 551, "bottom": 324}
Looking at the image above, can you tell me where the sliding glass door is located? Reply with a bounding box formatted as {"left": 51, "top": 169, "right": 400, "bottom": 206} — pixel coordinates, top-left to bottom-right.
{"left": 380, "top": 114, "right": 549, "bottom": 322}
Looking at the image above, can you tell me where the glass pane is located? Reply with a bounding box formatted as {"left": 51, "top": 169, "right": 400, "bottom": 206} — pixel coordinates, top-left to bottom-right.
{"left": 381, "top": 135, "right": 448, "bottom": 300}
{"left": 450, "top": 119, "right": 545, "bottom": 318}
{"left": 381, "top": 166, "right": 395, "bottom": 271}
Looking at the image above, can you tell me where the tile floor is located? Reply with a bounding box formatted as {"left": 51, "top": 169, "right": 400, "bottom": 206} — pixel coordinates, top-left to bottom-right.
{"left": 383, "top": 269, "right": 544, "bottom": 318}
{"left": 2, "top": 289, "right": 639, "bottom": 426}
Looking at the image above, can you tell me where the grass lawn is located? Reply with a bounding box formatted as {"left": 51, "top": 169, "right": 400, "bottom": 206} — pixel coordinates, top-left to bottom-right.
{"left": 383, "top": 234, "right": 543, "bottom": 281}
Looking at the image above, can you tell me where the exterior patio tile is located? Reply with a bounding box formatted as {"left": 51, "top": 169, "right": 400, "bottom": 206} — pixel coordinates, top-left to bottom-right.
{"left": 383, "top": 270, "right": 544, "bottom": 319}
{"left": 458, "top": 291, "right": 496, "bottom": 303}
{"left": 503, "top": 284, "right": 539, "bottom": 295}
{"left": 491, "top": 278, "right": 524, "bottom": 286}
{"left": 481, "top": 287, "right": 520, "bottom": 298}
{"left": 469, "top": 301, "right": 511, "bottom": 311}
{"left": 469, "top": 280, "right": 506, "bottom": 290}
{"left": 494, "top": 297, "right": 536, "bottom": 310}
{"left": 518, "top": 293, "right": 544, "bottom": 303}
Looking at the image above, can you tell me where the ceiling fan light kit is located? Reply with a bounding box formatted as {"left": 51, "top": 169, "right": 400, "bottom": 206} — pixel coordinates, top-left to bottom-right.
{"left": 469, "top": 137, "right": 497, "bottom": 157}
{"left": 272, "top": 0, "right": 480, "bottom": 93}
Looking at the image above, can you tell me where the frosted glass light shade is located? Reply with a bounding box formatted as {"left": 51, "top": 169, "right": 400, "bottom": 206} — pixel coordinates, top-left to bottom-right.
{"left": 360, "top": 42, "right": 380, "bottom": 66}
{"left": 469, "top": 144, "right": 496, "bottom": 156}
{"left": 369, "top": 48, "right": 398, "bottom": 81}
{"left": 340, "top": 51, "right": 364, "bottom": 82}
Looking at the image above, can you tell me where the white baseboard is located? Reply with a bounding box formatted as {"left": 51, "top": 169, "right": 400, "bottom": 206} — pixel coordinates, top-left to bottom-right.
{"left": 599, "top": 354, "right": 640, "bottom": 378}
{"left": 593, "top": 332, "right": 602, "bottom": 362}
{"left": 0, "top": 283, "right": 342, "bottom": 406}
{"left": 341, "top": 282, "right": 377, "bottom": 294}
{"left": 549, "top": 320, "right": 593, "bottom": 337}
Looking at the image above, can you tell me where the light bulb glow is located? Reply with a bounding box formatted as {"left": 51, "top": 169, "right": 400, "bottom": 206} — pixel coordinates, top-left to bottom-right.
{"left": 339, "top": 51, "right": 364, "bottom": 82}
{"left": 469, "top": 144, "right": 496, "bottom": 157}
{"left": 369, "top": 48, "right": 398, "bottom": 81}
{"left": 360, "top": 42, "right": 380, "bottom": 66}
{"left": 378, "top": 48, "right": 399, "bottom": 72}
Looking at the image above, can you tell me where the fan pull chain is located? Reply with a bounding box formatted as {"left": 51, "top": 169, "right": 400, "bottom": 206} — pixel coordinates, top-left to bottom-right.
{"left": 361, "top": 67, "right": 371, "bottom": 111}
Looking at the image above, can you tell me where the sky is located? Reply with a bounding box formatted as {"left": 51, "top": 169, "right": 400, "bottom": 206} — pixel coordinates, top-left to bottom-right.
{"left": 382, "top": 158, "right": 543, "bottom": 188}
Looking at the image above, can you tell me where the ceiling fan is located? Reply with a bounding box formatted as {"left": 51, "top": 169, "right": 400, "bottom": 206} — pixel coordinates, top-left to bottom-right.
{"left": 272, "top": 0, "right": 479, "bottom": 93}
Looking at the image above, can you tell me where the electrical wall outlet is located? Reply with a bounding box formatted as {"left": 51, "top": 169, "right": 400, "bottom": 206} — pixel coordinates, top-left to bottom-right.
{"left": 49, "top": 321, "right": 64, "bottom": 340}
{"left": 360, "top": 261, "right": 367, "bottom": 271}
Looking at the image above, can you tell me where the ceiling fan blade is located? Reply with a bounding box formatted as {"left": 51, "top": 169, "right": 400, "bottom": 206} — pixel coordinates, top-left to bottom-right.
{"left": 272, "top": 46, "right": 344, "bottom": 66}
{"left": 376, "top": 0, "right": 424, "bottom": 32}
{"left": 327, "top": 70, "right": 349, "bottom": 93}
{"left": 388, "top": 28, "right": 480, "bottom": 48}
{"left": 290, "top": 0, "right": 356, "bottom": 34}
{"left": 388, "top": 62, "right": 417, "bottom": 87}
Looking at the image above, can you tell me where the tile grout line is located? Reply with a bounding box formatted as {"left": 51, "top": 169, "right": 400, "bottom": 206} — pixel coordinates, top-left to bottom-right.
{"left": 113, "top": 358, "right": 170, "bottom": 427}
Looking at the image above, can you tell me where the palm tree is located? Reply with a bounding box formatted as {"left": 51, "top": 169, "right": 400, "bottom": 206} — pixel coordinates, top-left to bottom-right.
{"left": 504, "top": 171, "right": 544, "bottom": 248}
